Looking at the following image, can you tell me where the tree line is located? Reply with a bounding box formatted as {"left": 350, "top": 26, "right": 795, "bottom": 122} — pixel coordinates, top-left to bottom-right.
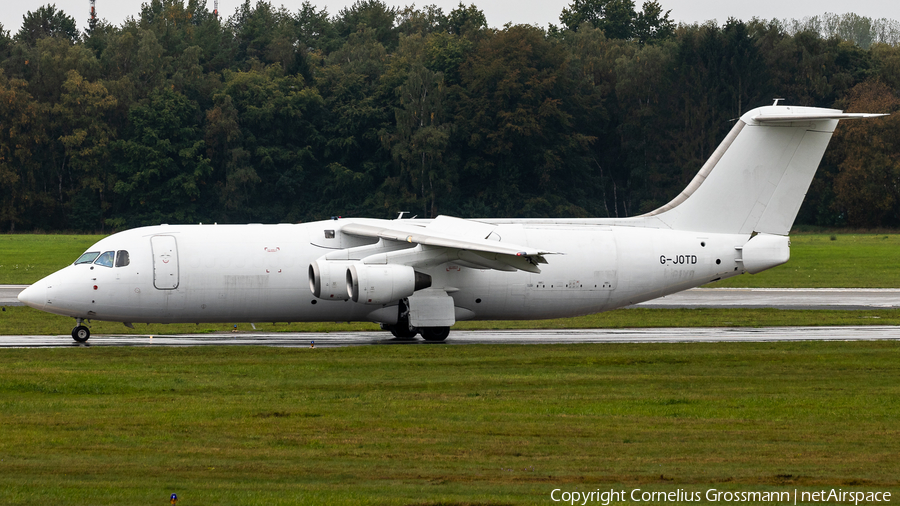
{"left": 0, "top": 0, "right": 898, "bottom": 232}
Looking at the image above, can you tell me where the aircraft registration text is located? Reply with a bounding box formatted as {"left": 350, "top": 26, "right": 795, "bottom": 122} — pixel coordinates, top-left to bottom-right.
{"left": 660, "top": 255, "right": 698, "bottom": 265}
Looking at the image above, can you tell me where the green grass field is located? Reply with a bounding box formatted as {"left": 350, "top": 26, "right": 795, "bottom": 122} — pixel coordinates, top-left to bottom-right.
{"left": 1, "top": 343, "right": 898, "bottom": 505}
{"left": 2, "top": 234, "right": 899, "bottom": 505}
{"left": 0, "top": 234, "right": 102, "bottom": 285}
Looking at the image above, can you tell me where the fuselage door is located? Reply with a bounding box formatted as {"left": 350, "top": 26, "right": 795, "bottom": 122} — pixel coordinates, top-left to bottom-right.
{"left": 151, "top": 235, "right": 179, "bottom": 290}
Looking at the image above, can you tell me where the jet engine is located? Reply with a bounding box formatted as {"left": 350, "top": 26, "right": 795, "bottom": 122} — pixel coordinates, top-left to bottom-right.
{"left": 346, "top": 264, "right": 431, "bottom": 305}
{"left": 309, "top": 260, "right": 352, "bottom": 300}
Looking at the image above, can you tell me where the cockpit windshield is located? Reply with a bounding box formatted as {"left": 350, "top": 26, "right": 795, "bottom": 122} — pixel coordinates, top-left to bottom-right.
{"left": 74, "top": 252, "right": 100, "bottom": 265}
{"left": 94, "top": 251, "right": 115, "bottom": 268}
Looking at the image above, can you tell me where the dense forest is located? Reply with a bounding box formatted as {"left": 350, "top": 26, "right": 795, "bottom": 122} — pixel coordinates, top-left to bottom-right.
{"left": 0, "top": 0, "right": 899, "bottom": 232}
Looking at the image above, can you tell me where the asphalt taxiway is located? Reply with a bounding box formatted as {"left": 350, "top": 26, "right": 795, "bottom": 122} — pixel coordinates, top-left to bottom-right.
{"left": 1, "top": 285, "right": 25, "bottom": 306}
{"left": 3, "top": 326, "right": 900, "bottom": 348}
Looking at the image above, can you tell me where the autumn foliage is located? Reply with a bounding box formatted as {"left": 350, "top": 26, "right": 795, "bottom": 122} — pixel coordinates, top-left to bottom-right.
{"left": 0, "top": 1, "right": 897, "bottom": 232}
{"left": 831, "top": 81, "right": 900, "bottom": 227}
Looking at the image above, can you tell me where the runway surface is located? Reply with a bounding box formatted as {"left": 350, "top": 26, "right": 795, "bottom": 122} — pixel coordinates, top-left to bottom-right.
{"left": 4, "top": 326, "right": 900, "bottom": 348}
{"left": 4, "top": 285, "right": 900, "bottom": 309}
{"left": 0, "top": 285, "right": 26, "bottom": 306}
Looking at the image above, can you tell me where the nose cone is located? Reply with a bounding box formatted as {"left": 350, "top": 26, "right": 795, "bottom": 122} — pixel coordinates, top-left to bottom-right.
{"left": 17, "top": 283, "right": 47, "bottom": 310}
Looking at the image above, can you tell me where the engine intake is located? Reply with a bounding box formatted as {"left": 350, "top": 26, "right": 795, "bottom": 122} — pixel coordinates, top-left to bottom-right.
{"left": 346, "top": 264, "right": 431, "bottom": 305}
{"left": 309, "top": 260, "right": 351, "bottom": 300}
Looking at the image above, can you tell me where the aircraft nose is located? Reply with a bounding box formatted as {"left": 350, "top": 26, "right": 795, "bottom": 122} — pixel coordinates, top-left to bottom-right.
{"left": 17, "top": 283, "right": 47, "bottom": 310}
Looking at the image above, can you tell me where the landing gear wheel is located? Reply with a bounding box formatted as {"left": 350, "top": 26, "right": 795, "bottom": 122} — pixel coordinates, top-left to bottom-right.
{"left": 420, "top": 327, "right": 450, "bottom": 342}
{"left": 388, "top": 299, "right": 418, "bottom": 340}
{"left": 390, "top": 325, "right": 418, "bottom": 339}
{"left": 72, "top": 326, "right": 90, "bottom": 343}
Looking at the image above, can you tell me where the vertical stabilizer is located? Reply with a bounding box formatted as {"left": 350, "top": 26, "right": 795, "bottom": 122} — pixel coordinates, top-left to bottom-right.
{"left": 642, "top": 106, "right": 886, "bottom": 235}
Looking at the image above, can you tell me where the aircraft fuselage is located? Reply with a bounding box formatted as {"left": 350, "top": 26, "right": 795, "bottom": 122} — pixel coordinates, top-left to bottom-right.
{"left": 22, "top": 220, "right": 750, "bottom": 325}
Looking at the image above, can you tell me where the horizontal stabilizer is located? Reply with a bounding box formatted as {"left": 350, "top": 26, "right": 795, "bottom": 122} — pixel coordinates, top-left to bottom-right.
{"left": 752, "top": 112, "right": 888, "bottom": 124}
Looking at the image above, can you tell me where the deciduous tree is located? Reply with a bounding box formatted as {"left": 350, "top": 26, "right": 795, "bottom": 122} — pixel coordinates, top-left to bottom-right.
{"left": 15, "top": 4, "right": 79, "bottom": 46}
{"left": 111, "top": 88, "right": 212, "bottom": 227}
{"left": 831, "top": 80, "right": 900, "bottom": 227}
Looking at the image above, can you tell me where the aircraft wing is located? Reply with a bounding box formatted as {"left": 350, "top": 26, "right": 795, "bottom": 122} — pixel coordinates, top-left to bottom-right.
{"left": 341, "top": 216, "right": 556, "bottom": 273}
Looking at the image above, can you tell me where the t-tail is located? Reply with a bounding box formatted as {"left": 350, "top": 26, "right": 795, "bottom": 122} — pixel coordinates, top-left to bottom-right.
{"left": 640, "top": 104, "right": 886, "bottom": 235}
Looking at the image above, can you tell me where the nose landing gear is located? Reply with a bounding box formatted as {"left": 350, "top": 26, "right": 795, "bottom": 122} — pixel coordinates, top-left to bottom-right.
{"left": 72, "top": 318, "right": 91, "bottom": 343}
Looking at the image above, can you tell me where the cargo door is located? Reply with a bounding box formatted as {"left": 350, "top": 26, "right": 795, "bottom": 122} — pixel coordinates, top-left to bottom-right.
{"left": 151, "top": 235, "right": 179, "bottom": 290}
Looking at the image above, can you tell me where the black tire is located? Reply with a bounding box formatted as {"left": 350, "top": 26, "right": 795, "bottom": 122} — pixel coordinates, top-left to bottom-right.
{"left": 420, "top": 327, "right": 450, "bottom": 342}
{"left": 72, "top": 326, "right": 90, "bottom": 343}
{"left": 389, "top": 325, "right": 418, "bottom": 339}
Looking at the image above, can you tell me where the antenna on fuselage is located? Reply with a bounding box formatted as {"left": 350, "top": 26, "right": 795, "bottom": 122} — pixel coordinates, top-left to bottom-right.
{"left": 772, "top": 98, "right": 785, "bottom": 106}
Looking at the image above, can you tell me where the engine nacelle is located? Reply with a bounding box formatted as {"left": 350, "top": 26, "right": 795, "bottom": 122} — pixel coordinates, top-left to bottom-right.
{"left": 309, "top": 260, "right": 351, "bottom": 300}
{"left": 347, "top": 264, "right": 430, "bottom": 305}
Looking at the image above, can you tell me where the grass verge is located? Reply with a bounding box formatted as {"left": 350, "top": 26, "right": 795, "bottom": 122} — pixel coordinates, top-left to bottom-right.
{"left": 1, "top": 342, "right": 899, "bottom": 505}
{"left": 0, "top": 234, "right": 103, "bottom": 285}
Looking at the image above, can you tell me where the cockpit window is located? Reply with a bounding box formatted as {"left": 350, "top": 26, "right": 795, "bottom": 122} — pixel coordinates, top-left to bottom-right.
{"left": 94, "top": 251, "right": 115, "bottom": 268}
{"left": 115, "top": 250, "right": 130, "bottom": 267}
{"left": 74, "top": 252, "right": 100, "bottom": 265}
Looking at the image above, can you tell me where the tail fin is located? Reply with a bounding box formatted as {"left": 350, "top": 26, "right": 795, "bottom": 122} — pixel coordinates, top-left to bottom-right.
{"left": 643, "top": 105, "right": 886, "bottom": 235}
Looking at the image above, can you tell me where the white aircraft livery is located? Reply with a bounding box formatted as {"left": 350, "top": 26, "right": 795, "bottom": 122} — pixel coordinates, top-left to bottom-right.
{"left": 17, "top": 104, "right": 886, "bottom": 342}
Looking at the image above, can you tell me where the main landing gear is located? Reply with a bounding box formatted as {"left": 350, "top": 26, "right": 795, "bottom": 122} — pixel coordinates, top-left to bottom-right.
{"left": 420, "top": 327, "right": 450, "bottom": 342}
{"left": 385, "top": 324, "right": 450, "bottom": 341}
{"left": 384, "top": 300, "right": 450, "bottom": 342}
{"left": 72, "top": 318, "right": 90, "bottom": 343}
{"left": 389, "top": 324, "right": 418, "bottom": 339}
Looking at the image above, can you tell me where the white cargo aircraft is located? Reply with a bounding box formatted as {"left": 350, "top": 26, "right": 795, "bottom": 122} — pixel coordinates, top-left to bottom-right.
{"left": 18, "top": 104, "right": 886, "bottom": 342}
